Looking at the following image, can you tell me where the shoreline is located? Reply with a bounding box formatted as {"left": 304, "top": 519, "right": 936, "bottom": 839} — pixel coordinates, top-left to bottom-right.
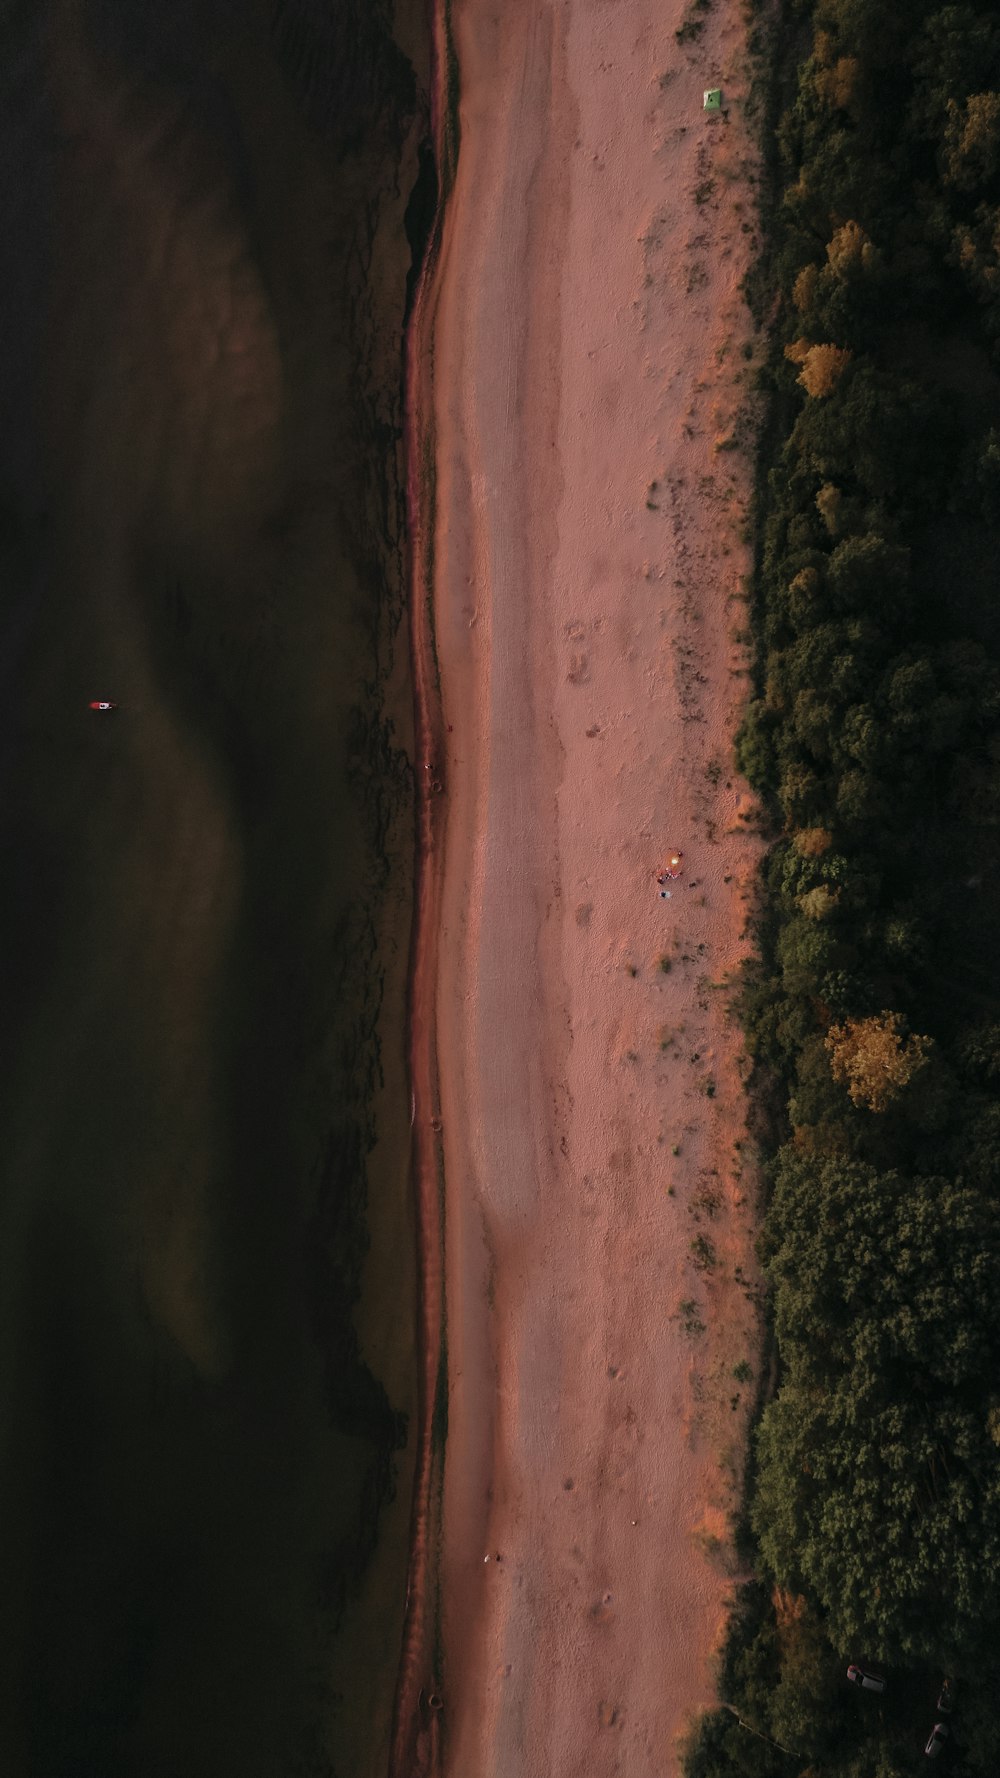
{"left": 389, "top": 1, "right": 453, "bottom": 1771}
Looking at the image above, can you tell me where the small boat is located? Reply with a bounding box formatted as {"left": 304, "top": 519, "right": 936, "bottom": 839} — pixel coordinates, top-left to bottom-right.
{"left": 88, "top": 700, "right": 119, "bottom": 713}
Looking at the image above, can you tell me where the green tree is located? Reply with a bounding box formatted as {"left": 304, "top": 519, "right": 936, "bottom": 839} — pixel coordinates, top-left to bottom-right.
{"left": 754, "top": 1156, "right": 1000, "bottom": 1660}
{"left": 953, "top": 425, "right": 1000, "bottom": 524}
{"left": 791, "top": 366, "right": 955, "bottom": 508}
{"left": 835, "top": 765, "right": 883, "bottom": 830}
{"left": 910, "top": 7, "right": 1000, "bottom": 142}
{"left": 949, "top": 202, "right": 1000, "bottom": 313}
{"left": 943, "top": 91, "right": 1000, "bottom": 191}
{"left": 778, "top": 761, "right": 823, "bottom": 824}
{"left": 683, "top": 1708, "right": 789, "bottom": 1778}
{"left": 755, "top": 1378, "right": 1000, "bottom": 1662}
{"left": 737, "top": 699, "right": 779, "bottom": 792}
{"left": 826, "top": 533, "right": 909, "bottom": 620}
{"left": 776, "top": 915, "right": 838, "bottom": 998}
{"left": 769, "top": 1597, "right": 842, "bottom": 1757}
{"left": 956, "top": 1020, "right": 1000, "bottom": 1083}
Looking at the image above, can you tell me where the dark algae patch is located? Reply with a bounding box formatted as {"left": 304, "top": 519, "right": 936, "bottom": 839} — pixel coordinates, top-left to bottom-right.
{"left": 0, "top": 2, "right": 428, "bottom": 1774}
{"left": 684, "top": 1, "right": 1000, "bottom": 1774}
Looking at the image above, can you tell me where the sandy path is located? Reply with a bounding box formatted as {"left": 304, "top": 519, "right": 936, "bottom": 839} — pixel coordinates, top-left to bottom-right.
{"left": 404, "top": 2, "right": 765, "bottom": 1773}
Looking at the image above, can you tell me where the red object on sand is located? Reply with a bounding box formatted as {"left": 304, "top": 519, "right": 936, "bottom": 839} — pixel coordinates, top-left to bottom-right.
{"left": 88, "top": 700, "right": 119, "bottom": 712}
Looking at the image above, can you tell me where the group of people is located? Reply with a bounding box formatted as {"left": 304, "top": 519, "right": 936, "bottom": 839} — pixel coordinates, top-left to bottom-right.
{"left": 657, "top": 853, "right": 683, "bottom": 899}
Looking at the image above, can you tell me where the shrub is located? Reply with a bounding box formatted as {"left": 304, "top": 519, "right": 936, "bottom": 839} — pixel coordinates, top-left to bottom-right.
{"left": 691, "top": 1233, "right": 718, "bottom": 1271}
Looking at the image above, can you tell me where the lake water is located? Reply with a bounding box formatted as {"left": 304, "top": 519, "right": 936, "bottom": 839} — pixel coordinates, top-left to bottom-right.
{"left": 0, "top": 3, "right": 423, "bottom": 1772}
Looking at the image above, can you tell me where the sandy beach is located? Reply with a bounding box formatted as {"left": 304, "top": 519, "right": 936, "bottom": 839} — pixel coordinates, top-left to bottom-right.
{"left": 399, "top": 1, "right": 765, "bottom": 1772}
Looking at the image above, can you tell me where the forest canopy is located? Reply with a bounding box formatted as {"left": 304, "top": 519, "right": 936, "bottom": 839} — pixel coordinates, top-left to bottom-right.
{"left": 686, "top": 0, "right": 1000, "bottom": 1773}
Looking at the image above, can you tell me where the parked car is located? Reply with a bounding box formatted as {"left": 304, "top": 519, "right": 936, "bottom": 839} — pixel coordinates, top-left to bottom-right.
{"left": 925, "top": 1722, "right": 950, "bottom": 1758}
{"left": 937, "top": 1680, "right": 956, "bottom": 1714}
{"left": 847, "top": 1663, "right": 886, "bottom": 1693}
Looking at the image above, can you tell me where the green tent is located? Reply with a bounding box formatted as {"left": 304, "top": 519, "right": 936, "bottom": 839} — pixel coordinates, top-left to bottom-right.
{"left": 703, "top": 88, "right": 722, "bottom": 111}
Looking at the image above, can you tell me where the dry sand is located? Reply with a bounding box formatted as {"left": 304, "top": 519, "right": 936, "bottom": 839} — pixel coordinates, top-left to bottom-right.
{"left": 401, "top": 2, "right": 766, "bottom": 1773}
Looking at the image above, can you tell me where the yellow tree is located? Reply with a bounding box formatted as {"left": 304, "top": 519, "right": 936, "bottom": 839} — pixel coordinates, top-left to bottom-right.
{"left": 793, "top": 827, "right": 833, "bottom": 858}
{"left": 812, "top": 29, "right": 860, "bottom": 114}
{"left": 815, "top": 482, "right": 843, "bottom": 534}
{"left": 826, "top": 219, "right": 879, "bottom": 278}
{"left": 784, "top": 339, "right": 852, "bottom": 397}
{"left": 799, "top": 343, "right": 852, "bottom": 397}
{"left": 798, "top": 885, "right": 840, "bottom": 922}
{"left": 816, "top": 55, "right": 859, "bottom": 112}
{"left": 793, "top": 263, "right": 819, "bottom": 313}
{"left": 826, "top": 1011, "right": 932, "bottom": 1112}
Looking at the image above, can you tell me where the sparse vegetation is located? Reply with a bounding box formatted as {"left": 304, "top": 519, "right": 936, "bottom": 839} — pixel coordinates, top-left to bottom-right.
{"left": 675, "top": 0, "right": 713, "bottom": 46}
{"left": 679, "top": 1297, "right": 707, "bottom": 1336}
{"left": 690, "top": 1233, "right": 717, "bottom": 1272}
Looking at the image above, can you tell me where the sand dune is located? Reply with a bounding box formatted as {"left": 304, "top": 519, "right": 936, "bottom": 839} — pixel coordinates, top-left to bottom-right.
{"left": 401, "top": 1, "right": 766, "bottom": 1772}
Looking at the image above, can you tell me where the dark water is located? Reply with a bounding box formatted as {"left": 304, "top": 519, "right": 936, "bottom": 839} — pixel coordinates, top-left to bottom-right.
{"left": 0, "top": 3, "right": 422, "bottom": 1773}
